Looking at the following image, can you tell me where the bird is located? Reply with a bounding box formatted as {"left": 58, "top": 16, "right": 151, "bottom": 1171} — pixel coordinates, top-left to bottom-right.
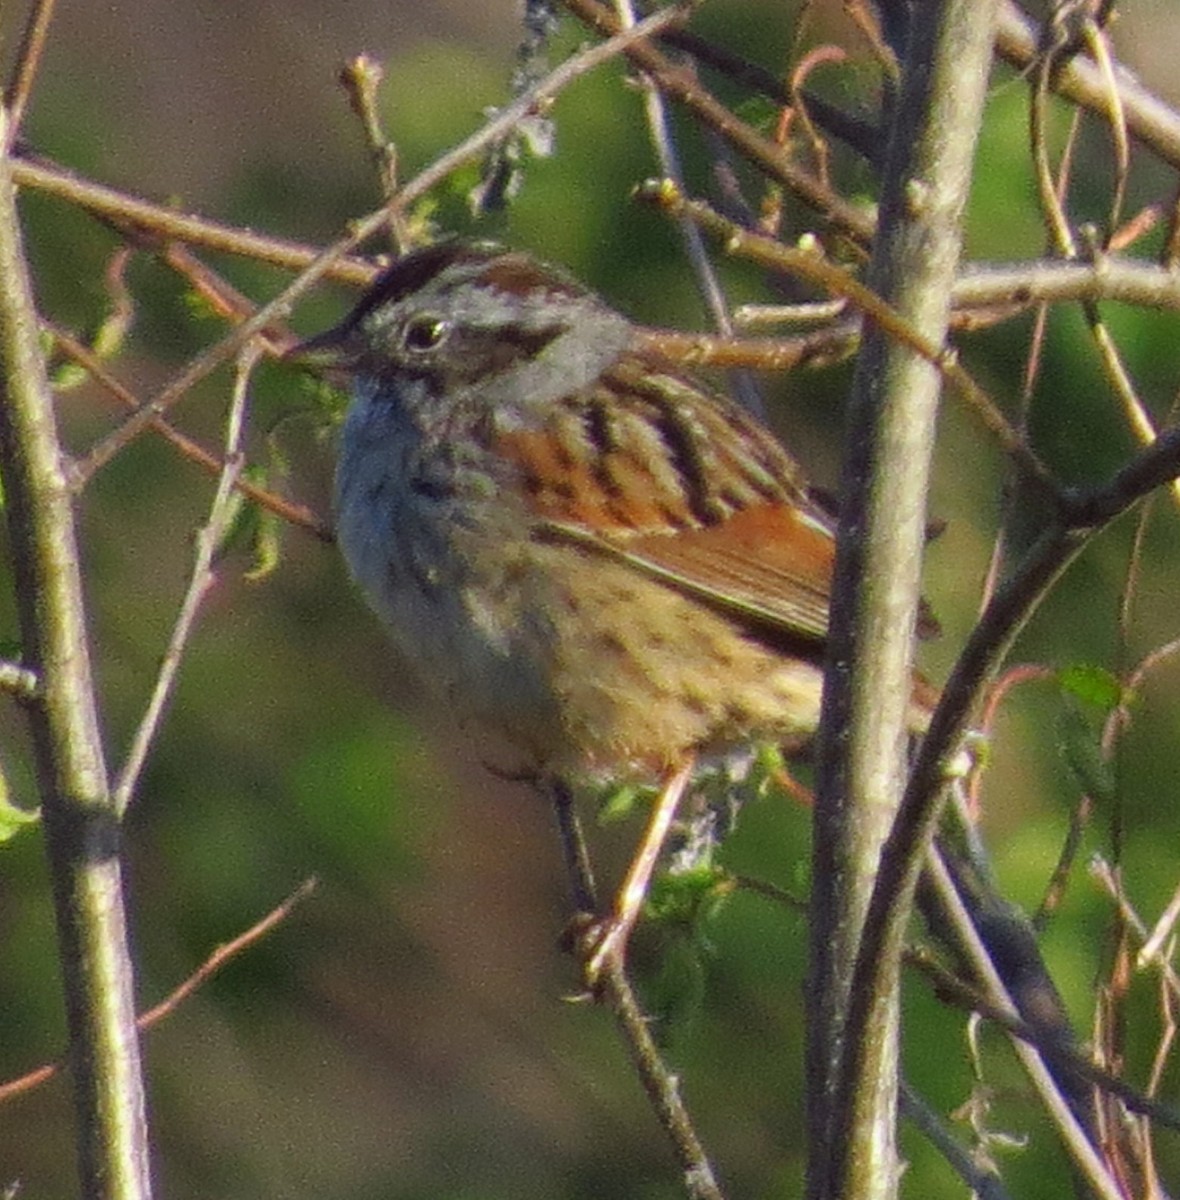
{"left": 295, "top": 239, "right": 936, "bottom": 977}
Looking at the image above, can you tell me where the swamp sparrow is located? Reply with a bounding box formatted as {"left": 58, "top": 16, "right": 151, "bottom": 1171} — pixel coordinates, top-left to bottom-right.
{"left": 298, "top": 240, "right": 935, "bottom": 971}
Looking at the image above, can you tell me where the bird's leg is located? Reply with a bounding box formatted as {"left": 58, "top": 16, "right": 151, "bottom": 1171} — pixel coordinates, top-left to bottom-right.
{"left": 583, "top": 754, "right": 696, "bottom": 985}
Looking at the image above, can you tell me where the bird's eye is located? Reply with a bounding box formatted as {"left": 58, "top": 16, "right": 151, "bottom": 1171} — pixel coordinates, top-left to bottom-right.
{"left": 401, "top": 314, "right": 449, "bottom": 353}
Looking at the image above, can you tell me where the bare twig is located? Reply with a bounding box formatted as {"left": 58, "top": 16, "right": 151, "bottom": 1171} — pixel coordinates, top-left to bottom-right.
{"left": 610, "top": 0, "right": 759, "bottom": 414}
{"left": 636, "top": 180, "right": 1058, "bottom": 496}
{"left": 995, "top": 1, "right": 1180, "bottom": 169}
{"left": 1092, "top": 859, "right": 1180, "bottom": 1002}
{"left": 70, "top": 217, "right": 385, "bottom": 485}
{"left": 953, "top": 256, "right": 1180, "bottom": 312}
{"left": 112, "top": 343, "right": 261, "bottom": 816}
{"left": 136, "top": 876, "right": 318, "bottom": 1027}
{"left": 921, "top": 849, "right": 1124, "bottom": 1200}
{"left": 898, "top": 1081, "right": 1012, "bottom": 1200}
{"left": 655, "top": 25, "right": 884, "bottom": 165}
{"left": 546, "top": 775, "right": 721, "bottom": 1199}
{"left": 593, "top": 956, "right": 727, "bottom": 1200}
{"left": 338, "top": 55, "right": 402, "bottom": 230}
{"left": 636, "top": 323, "right": 860, "bottom": 374}
{"left": 48, "top": 324, "right": 332, "bottom": 541}
{"left": 1028, "top": 43, "right": 1180, "bottom": 514}
{"left": 560, "top": 0, "right": 875, "bottom": 242}
{"left": 1, "top": 0, "right": 60, "bottom": 152}
{"left": 1081, "top": 16, "right": 1130, "bottom": 240}
{"left": 0, "top": 878, "right": 318, "bottom": 1106}
{"left": 11, "top": 153, "right": 376, "bottom": 285}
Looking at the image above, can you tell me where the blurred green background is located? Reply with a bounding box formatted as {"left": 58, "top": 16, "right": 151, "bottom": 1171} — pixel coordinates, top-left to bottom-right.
{"left": 2, "top": 1, "right": 1180, "bottom": 1196}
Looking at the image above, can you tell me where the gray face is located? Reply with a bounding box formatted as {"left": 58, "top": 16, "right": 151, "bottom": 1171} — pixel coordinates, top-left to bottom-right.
{"left": 342, "top": 244, "right": 634, "bottom": 435}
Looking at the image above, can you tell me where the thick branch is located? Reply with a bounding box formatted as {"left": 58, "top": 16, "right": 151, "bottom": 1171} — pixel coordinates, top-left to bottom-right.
{"left": 0, "top": 110, "right": 151, "bottom": 1198}
{"left": 808, "top": 3, "right": 999, "bottom": 1198}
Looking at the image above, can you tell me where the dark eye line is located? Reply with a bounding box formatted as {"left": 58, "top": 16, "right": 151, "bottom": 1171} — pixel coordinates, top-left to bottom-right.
{"left": 490, "top": 323, "right": 566, "bottom": 359}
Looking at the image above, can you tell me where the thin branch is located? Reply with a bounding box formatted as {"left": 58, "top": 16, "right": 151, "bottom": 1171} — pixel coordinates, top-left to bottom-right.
{"left": 1065, "top": 422, "right": 1180, "bottom": 527}
{"left": 48, "top": 324, "right": 332, "bottom": 541}
{"left": 11, "top": 152, "right": 376, "bottom": 286}
{"left": 995, "top": 1, "right": 1180, "bottom": 171}
{"left": 654, "top": 26, "right": 884, "bottom": 165}
{"left": 143, "top": 241, "right": 296, "bottom": 343}
{"left": 867, "top": 526, "right": 1085, "bottom": 991}
{"left": 1, "top": 0, "right": 59, "bottom": 152}
{"left": 560, "top": 0, "right": 876, "bottom": 243}
{"left": 920, "top": 849, "right": 1124, "bottom": 1200}
{"left": 647, "top": 248, "right": 1180, "bottom": 376}
{"left": 1029, "top": 43, "right": 1078, "bottom": 260}
{"left": 1028, "top": 44, "right": 1180, "bottom": 516}
{"left": 136, "top": 876, "right": 318, "bottom": 1027}
{"left": 69, "top": 216, "right": 385, "bottom": 485}
{"left": 611, "top": 0, "right": 758, "bottom": 413}
{"left": 112, "top": 343, "right": 260, "bottom": 816}
{"left": 635, "top": 180, "right": 1058, "bottom": 496}
{"left": 1090, "top": 858, "right": 1180, "bottom": 1005}
{"left": 898, "top": 1080, "right": 1012, "bottom": 1200}
{"left": 0, "top": 878, "right": 318, "bottom": 1106}
{"left": 1082, "top": 17, "right": 1130, "bottom": 241}
{"left": 547, "top": 776, "right": 722, "bottom": 1200}
{"left": 338, "top": 55, "right": 403, "bottom": 238}
{"left": 593, "top": 956, "right": 727, "bottom": 1200}
{"left": 954, "top": 256, "right": 1180, "bottom": 312}
{"left": 635, "top": 323, "right": 860, "bottom": 372}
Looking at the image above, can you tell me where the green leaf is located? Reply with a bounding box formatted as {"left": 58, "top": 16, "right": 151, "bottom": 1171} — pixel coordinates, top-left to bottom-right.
{"left": 0, "top": 770, "right": 39, "bottom": 844}
{"left": 244, "top": 504, "right": 283, "bottom": 583}
{"left": 639, "top": 928, "right": 707, "bottom": 1044}
{"left": 211, "top": 465, "right": 285, "bottom": 582}
{"left": 49, "top": 283, "right": 134, "bottom": 391}
{"left": 1056, "top": 663, "right": 1126, "bottom": 713}
{"left": 646, "top": 863, "right": 731, "bottom": 928}
{"left": 637, "top": 868, "right": 735, "bottom": 1045}
{"left": 294, "top": 372, "right": 349, "bottom": 430}
{"left": 595, "top": 782, "right": 650, "bottom": 825}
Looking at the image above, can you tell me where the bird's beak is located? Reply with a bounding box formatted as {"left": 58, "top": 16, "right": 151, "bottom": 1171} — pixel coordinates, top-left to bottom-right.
{"left": 285, "top": 322, "right": 366, "bottom": 382}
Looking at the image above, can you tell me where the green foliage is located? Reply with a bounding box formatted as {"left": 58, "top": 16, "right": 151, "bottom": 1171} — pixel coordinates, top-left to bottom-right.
{"left": 211, "top": 464, "right": 284, "bottom": 582}
{"left": 0, "top": 773, "right": 38, "bottom": 844}
{"left": 595, "top": 779, "right": 652, "bottom": 826}
{"left": 1056, "top": 662, "right": 1126, "bottom": 713}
